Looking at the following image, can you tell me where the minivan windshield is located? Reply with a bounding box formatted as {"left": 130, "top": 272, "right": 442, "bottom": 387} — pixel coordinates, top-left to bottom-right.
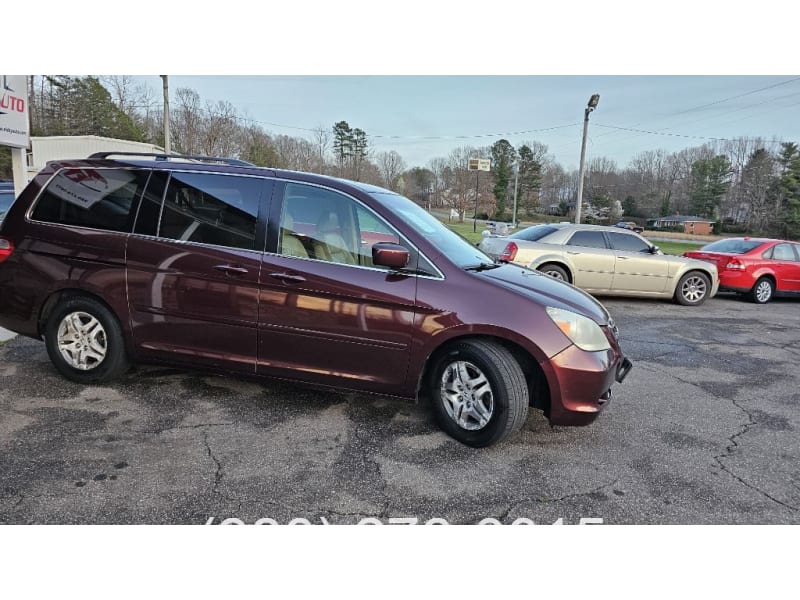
{"left": 369, "top": 192, "right": 494, "bottom": 269}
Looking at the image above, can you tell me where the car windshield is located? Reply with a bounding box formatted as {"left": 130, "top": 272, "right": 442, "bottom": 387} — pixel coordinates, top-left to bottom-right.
{"left": 369, "top": 192, "right": 493, "bottom": 268}
{"left": 510, "top": 224, "right": 558, "bottom": 241}
{"left": 701, "top": 239, "right": 764, "bottom": 254}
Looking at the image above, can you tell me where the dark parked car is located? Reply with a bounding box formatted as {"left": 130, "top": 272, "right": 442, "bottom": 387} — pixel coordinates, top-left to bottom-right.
{"left": 0, "top": 189, "right": 14, "bottom": 224}
{"left": 615, "top": 221, "right": 644, "bottom": 234}
{"left": 0, "top": 180, "right": 14, "bottom": 222}
{"left": 0, "top": 153, "right": 631, "bottom": 447}
{"left": 684, "top": 237, "right": 800, "bottom": 303}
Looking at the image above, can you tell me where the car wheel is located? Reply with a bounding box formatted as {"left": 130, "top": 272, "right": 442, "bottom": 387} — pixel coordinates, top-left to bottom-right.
{"left": 538, "top": 264, "right": 569, "bottom": 282}
{"left": 429, "top": 339, "right": 529, "bottom": 447}
{"left": 750, "top": 277, "right": 774, "bottom": 304}
{"left": 674, "top": 271, "right": 711, "bottom": 306}
{"left": 44, "top": 296, "right": 130, "bottom": 384}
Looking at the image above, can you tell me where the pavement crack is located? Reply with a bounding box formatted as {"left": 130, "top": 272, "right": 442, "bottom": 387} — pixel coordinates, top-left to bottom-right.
{"left": 712, "top": 397, "right": 798, "bottom": 512}
{"left": 202, "top": 429, "right": 242, "bottom": 513}
{"left": 142, "top": 422, "right": 234, "bottom": 436}
{"left": 498, "top": 479, "right": 619, "bottom": 522}
{"left": 640, "top": 364, "right": 797, "bottom": 512}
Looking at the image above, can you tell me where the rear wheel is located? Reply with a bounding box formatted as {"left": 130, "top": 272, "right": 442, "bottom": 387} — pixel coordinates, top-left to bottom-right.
{"left": 429, "top": 339, "right": 529, "bottom": 447}
{"left": 750, "top": 277, "right": 774, "bottom": 304}
{"left": 674, "top": 271, "right": 710, "bottom": 306}
{"left": 538, "top": 264, "right": 570, "bottom": 283}
{"left": 44, "top": 296, "right": 130, "bottom": 384}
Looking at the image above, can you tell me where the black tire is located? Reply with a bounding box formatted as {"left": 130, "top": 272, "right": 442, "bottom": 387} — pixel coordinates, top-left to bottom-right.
{"left": 428, "top": 339, "right": 529, "bottom": 447}
{"left": 750, "top": 277, "right": 774, "bottom": 304}
{"left": 44, "top": 296, "right": 130, "bottom": 384}
{"left": 538, "top": 264, "right": 570, "bottom": 283}
{"left": 674, "top": 271, "right": 711, "bottom": 306}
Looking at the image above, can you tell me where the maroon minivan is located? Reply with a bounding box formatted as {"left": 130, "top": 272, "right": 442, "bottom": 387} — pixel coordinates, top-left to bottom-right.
{"left": 0, "top": 153, "right": 631, "bottom": 447}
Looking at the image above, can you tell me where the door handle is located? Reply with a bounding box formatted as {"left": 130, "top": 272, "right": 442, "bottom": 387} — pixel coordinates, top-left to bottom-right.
{"left": 617, "top": 256, "right": 629, "bottom": 260}
{"left": 213, "top": 264, "right": 249, "bottom": 276}
{"left": 269, "top": 272, "right": 306, "bottom": 284}
{"left": 567, "top": 251, "right": 581, "bottom": 255}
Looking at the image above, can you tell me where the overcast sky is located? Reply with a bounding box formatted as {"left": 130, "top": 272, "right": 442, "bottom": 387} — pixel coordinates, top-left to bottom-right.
{"left": 10, "top": 1, "right": 799, "bottom": 172}
{"left": 136, "top": 75, "right": 800, "bottom": 170}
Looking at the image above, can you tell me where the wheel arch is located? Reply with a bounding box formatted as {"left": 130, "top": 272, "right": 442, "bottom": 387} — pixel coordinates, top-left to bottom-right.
{"left": 38, "top": 288, "right": 128, "bottom": 340}
{"left": 751, "top": 271, "right": 776, "bottom": 289}
{"left": 673, "top": 267, "right": 715, "bottom": 292}
{"left": 534, "top": 260, "right": 573, "bottom": 283}
{"left": 416, "top": 333, "right": 551, "bottom": 416}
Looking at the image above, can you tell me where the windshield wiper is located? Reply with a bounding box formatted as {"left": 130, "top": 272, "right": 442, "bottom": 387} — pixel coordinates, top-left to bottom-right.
{"left": 464, "top": 262, "right": 500, "bottom": 272}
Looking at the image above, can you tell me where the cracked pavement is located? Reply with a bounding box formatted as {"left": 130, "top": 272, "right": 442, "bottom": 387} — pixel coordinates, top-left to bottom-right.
{"left": 0, "top": 294, "right": 798, "bottom": 524}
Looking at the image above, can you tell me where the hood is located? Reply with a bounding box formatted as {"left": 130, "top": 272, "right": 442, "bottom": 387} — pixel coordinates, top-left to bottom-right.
{"left": 477, "top": 264, "right": 611, "bottom": 325}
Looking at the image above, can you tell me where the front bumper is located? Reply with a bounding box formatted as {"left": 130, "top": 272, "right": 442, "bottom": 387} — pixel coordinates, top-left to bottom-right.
{"left": 543, "top": 344, "right": 632, "bottom": 427}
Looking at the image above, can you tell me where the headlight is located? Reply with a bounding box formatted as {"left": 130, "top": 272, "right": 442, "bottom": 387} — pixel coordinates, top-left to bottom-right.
{"left": 546, "top": 307, "right": 611, "bottom": 352}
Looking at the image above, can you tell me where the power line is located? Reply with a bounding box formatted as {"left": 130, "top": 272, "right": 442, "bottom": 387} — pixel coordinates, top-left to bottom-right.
{"left": 668, "top": 76, "right": 800, "bottom": 116}
{"left": 594, "top": 123, "right": 792, "bottom": 145}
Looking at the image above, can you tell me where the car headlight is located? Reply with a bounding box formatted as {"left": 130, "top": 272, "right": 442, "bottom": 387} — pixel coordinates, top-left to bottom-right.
{"left": 546, "top": 307, "right": 611, "bottom": 352}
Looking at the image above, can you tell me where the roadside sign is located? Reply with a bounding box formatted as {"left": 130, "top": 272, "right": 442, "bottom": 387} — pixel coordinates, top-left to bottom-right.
{"left": 468, "top": 158, "right": 491, "bottom": 171}
{"left": 0, "top": 75, "right": 29, "bottom": 149}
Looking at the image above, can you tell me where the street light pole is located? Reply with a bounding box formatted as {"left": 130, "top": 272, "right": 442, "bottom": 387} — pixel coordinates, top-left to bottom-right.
{"left": 574, "top": 93, "right": 600, "bottom": 225}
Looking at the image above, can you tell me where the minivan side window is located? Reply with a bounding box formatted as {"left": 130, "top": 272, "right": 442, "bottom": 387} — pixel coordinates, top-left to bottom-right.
{"left": 133, "top": 170, "right": 169, "bottom": 237}
{"left": 158, "top": 172, "right": 262, "bottom": 251}
{"left": 279, "top": 182, "right": 407, "bottom": 270}
{"left": 31, "top": 168, "right": 150, "bottom": 233}
{"left": 566, "top": 230, "right": 608, "bottom": 249}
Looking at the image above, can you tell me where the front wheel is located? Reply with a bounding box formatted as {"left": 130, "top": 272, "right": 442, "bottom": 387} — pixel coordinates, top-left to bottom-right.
{"left": 674, "top": 271, "right": 711, "bottom": 306}
{"left": 44, "top": 296, "right": 130, "bottom": 384}
{"left": 750, "top": 277, "right": 774, "bottom": 304}
{"left": 429, "top": 339, "right": 529, "bottom": 447}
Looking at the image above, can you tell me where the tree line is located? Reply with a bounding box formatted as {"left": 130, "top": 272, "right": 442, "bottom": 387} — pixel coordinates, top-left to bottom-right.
{"left": 1, "top": 75, "right": 797, "bottom": 239}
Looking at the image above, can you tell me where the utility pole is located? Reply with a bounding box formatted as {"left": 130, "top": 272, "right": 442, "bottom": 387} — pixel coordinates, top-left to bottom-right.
{"left": 512, "top": 163, "right": 520, "bottom": 229}
{"left": 473, "top": 170, "right": 480, "bottom": 233}
{"left": 161, "top": 75, "right": 171, "bottom": 154}
{"left": 575, "top": 93, "right": 600, "bottom": 224}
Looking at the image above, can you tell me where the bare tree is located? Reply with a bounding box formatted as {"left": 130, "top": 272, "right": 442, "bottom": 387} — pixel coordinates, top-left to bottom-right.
{"left": 172, "top": 87, "right": 203, "bottom": 155}
{"left": 376, "top": 150, "right": 407, "bottom": 191}
{"left": 312, "top": 124, "right": 331, "bottom": 174}
{"left": 200, "top": 100, "right": 240, "bottom": 157}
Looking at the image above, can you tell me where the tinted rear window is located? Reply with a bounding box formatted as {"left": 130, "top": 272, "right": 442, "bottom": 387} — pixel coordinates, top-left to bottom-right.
{"left": 32, "top": 168, "right": 149, "bottom": 233}
{"left": 510, "top": 225, "right": 557, "bottom": 242}
{"left": 158, "top": 172, "right": 262, "bottom": 250}
{"left": 701, "top": 239, "right": 764, "bottom": 254}
{"left": 567, "top": 230, "right": 608, "bottom": 249}
{"left": 607, "top": 231, "right": 651, "bottom": 252}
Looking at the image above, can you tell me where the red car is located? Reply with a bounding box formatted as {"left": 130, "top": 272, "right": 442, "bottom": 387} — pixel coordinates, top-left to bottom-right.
{"left": 684, "top": 238, "right": 800, "bottom": 303}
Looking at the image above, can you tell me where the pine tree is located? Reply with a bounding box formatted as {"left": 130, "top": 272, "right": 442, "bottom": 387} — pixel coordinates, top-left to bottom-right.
{"left": 776, "top": 143, "right": 800, "bottom": 238}
{"left": 490, "top": 139, "right": 516, "bottom": 219}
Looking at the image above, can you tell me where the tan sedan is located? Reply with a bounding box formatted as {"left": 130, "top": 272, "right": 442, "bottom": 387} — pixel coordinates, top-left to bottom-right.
{"left": 479, "top": 223, "right": 719, "bottom": 306}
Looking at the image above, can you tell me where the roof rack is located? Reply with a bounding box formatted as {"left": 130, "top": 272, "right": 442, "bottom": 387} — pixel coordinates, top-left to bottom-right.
{"left": 87, "top": 152, "right": 255, "bottom": 167}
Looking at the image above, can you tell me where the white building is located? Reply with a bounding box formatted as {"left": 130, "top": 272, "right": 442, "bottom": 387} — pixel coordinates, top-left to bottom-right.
{"left": 24, "top": 135, "right": 164, "bottom": 180}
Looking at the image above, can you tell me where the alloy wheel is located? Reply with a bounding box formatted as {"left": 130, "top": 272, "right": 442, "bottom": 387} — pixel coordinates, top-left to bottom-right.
{"left": 681, "top": 275, "right": 707, "bottom": 303}
{"left": 56, "top": 311, "right": 108, "bottom": 371}
{"left": 439, "top": 360, "right": 494, "bottom": 430}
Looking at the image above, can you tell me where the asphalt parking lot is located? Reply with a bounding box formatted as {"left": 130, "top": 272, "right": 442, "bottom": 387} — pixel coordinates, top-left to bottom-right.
{"left": 0, "top": 294, "right": 798, "bottom": 524}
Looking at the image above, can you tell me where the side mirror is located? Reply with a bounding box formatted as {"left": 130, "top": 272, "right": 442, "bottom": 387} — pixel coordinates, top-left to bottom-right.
{"left": 372, "top": 242, "right": 409, "bottom": 270}
{"left": 649, "top": 246, "right": 660, "bottom": 254}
